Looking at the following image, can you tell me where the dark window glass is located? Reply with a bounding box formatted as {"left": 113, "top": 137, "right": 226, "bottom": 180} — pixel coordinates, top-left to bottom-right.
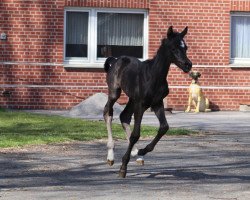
{"left": 66, "top": 12, "right": 89, "bottom": 58}
{"left": 97, "top": 13, "right": 144, "bottom": 58}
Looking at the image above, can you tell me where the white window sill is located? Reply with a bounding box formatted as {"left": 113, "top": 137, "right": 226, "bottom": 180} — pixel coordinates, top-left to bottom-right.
{"left": 229, "top": 63, "right": 250, "bottom": 68}
{"left": 230, "top": 58, "right": 250, "bottom": 68}
{"left": 63, "top": 57, "right": 146, "bottom": 69}
{"left": 64, "top": 62, "right": 104, "bottom": 69}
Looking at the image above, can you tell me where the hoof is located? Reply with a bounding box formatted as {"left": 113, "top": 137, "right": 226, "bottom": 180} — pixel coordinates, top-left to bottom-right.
{"left": 118, "top": 169, "right": 127, "bottom": 178}
{"left": 136, "top": 159, "right": 144, "bottom": 166}
{"left": 107, "top": 160, "right": 114, "bottom": 166}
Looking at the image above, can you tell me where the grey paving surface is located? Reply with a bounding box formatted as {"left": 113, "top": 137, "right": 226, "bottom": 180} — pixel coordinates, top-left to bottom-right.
{"left": 25, "top": 110, "right": 250, "bottom": 134}
{"left": 142, "top": 111, "right": 250, "bottom": 134}
{"left": 0, "top": 110, "right": 250, "bottom": 199}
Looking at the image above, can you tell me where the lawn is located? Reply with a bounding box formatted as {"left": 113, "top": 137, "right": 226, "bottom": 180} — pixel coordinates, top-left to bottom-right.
{"left": 0, "top": 109, "right": 195, "bottom": 148}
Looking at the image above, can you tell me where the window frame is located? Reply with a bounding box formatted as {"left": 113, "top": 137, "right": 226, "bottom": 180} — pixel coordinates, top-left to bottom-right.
{"left": 64, "top": 7, "right": 148, "bottom": 68}
{"left": 230, "top": 12, "right": 250, "bottom": 65}
{"left": 64, "top": 9, "right": 90, "bottom": 62}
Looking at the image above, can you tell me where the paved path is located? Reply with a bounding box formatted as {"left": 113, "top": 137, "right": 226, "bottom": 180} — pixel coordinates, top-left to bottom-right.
{"left": 0, "top": 111, "right": 250, "bottom": 199}
{"left": 142, "top": 111, "right": 250, "bottom": 134}
{"left": 25, "top": 110, "right": 250, "bottom": 133}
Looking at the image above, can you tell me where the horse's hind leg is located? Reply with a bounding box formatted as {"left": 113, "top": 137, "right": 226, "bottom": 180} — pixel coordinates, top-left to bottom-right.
{"left": 138, "top": 101, "right": 169, "bottom": 157}
{"left": 120, "top": 99, "right": 141, "bottom": 160}
{"left": 103, "top": 88, "right": 121, "bottom": 166}
{"left": 120, "top": 99, "right": 134, "bottom": 142}
{"left": 119, "top": 102, "right": 145, "bottom": 178}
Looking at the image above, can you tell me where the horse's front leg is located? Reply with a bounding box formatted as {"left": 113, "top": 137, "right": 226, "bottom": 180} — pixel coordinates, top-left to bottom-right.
{"left": 138, "top": 101, "right": 169, "bottom": 157}
{"left": 119, "top": 103, "right": 144, "bottom": 178}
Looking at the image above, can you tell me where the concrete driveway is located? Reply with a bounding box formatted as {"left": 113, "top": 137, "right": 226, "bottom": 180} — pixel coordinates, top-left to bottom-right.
{"left": 0, "top": 111, "right": 250, "bottom": 200}
{"left": 24, "top": 110, "right": 250, "bottom": 133}
{"left": 142, "top": 111, "right": 250, "bottom": 134}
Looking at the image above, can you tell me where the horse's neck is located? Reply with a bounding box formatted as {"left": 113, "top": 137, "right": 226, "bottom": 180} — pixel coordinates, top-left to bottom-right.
{"left": 151, "top": 47, "right": 171, "bottom": 80}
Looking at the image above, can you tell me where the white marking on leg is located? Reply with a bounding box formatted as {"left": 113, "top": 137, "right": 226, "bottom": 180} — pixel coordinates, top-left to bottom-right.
{"left": 106, "top": 116, "right": 114, "bottom": 162}
{"left": 122, "top": 122, "right": 131, "bottom": 141}
{"left": 136, "top": 156, "right": 144, "bottom": 165}
{"left": 131, "top": 148, "right": 138, "bottom": 157}
{"left": 136, "top": 156, "right": 144, "bottom": 162}
{"left": 107, "top": 148, "right": 114, "bottom": 162}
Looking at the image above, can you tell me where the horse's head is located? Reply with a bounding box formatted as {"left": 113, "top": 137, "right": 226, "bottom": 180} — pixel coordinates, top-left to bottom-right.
{"left": 163, "top": 26, "right": 192, "bottom": 73}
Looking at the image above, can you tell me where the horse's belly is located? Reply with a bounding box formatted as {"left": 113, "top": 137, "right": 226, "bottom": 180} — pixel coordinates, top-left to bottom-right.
{"left": 150, "top": 87, "right": 169, "bottom": 106}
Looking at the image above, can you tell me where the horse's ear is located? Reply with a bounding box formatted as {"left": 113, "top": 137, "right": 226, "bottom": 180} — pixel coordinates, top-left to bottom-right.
{"left": 167, "top": 26, "right": 174, "bottom": 39}
{"left": 180, "top": 26, "right": 188, "bottom": 38}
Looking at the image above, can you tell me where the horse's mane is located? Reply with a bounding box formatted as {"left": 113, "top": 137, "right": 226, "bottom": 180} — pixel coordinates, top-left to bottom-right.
{"left": 142, "top": 58, "right": 154, "bottom": 66}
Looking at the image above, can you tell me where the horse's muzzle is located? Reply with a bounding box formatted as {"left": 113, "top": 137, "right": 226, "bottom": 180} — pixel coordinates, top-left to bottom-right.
{"left": 183, "top": 61, "right": 192, "bottom": 73}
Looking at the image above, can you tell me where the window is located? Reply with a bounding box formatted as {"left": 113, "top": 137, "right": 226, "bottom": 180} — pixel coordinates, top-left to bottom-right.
{"left": 66, "top": 12, "right": 89, "bottom": 58}
{"left": 64, "top": 8, "right": 148, "bottom": 67}
{"left": 97, "top": 13, "right": 144, "bottom": 58}
{"left": 231, "top": 13, "right": 250, "bottom": 64}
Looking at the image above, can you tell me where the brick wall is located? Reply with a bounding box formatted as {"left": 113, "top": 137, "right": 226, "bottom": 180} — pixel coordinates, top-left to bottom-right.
{"left": 1, "top": 0, "right": 250, "bottom": 111}
{"left": 64, "top": 0, "right": 149, "bottom": 8}
{"left": 1, "top": 64, "right": 108, "bottom": 109}
{"left": 148, "top": 0, "right": 231, "bottom": 65}
{"left": 0, "top": 0, "right": 64, "bottom": 63}
{"left": 231, "top": 0, "right": 250, "bottom": 11}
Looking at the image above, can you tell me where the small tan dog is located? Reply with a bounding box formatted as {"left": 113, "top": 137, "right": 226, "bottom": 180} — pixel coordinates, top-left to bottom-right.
{"left": 185, "top": 71, "right": 211, "bottom": 113}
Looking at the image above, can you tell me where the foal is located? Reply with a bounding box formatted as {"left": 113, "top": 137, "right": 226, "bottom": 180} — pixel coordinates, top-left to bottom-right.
{"left": 103, "top": 26, "right": 192, "bottom": 178}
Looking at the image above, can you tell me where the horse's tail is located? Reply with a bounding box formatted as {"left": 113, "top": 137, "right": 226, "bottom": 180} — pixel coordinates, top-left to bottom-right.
{"left": 104, "top": 57, "right": 117, "bottom": 73}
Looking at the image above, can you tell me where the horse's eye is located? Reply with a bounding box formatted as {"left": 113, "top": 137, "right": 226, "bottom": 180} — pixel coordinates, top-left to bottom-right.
{"left": 172, "top": 48, "right": 177, "bottom": 52}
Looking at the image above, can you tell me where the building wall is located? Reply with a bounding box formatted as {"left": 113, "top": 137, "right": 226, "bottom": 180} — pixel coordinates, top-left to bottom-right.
{"left": 1, "top": 0, "right": 250, "bottom": 110}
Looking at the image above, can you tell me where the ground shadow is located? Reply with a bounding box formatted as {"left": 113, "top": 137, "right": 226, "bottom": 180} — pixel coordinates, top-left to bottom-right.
{"left": 1, "top": 135, "right": 250, "bottom": 191}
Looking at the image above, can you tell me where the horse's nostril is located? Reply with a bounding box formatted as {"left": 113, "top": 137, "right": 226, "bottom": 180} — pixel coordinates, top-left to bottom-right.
{"left": 186, "top": 62, "right": 192, "bottom": 68}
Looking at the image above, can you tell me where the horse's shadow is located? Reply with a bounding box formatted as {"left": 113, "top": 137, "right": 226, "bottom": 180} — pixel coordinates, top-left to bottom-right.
{"left": 129, "top": 168, "right": 250, "bottom": 182}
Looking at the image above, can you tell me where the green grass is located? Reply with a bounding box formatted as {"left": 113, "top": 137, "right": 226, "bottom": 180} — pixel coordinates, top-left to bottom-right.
{"left": 0, "top": 109, "right": 195, "bottom": 148}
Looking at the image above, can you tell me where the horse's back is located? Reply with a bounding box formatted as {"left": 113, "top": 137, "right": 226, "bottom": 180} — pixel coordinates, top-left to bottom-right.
{"left": 107, "top": 56, "right": 141, "bottom": 79}
{"left": 117, "top": 56, "right": 141, "bottom": 70}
